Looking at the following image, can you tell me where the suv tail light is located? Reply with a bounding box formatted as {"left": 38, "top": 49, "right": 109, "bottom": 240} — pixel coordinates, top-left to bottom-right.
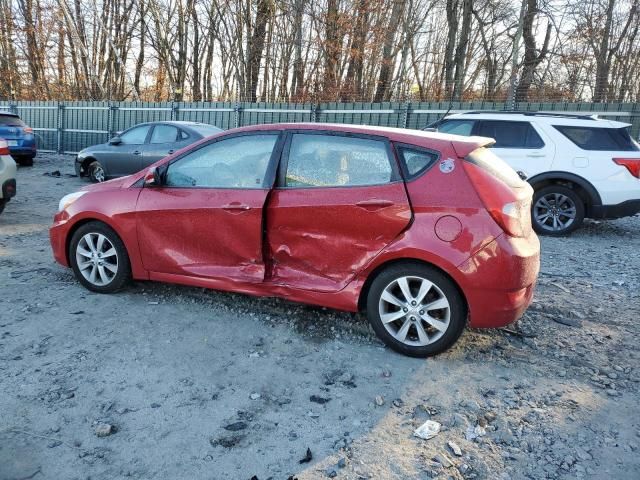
{"left": 463, "top": 148, "right": 533, "bottom": 237}
{"left": 23, "top": 126, "right": 34, "bottom": 134}
{"left": 613, "top": 158, "right": 640, "bottom": 179}
{"left": 0, "top": 140, "right": 9, "bottom": 155}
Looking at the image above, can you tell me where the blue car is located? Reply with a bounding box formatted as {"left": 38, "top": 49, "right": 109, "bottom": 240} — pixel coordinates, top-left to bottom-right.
{"left": 0, "top": 112, "right": 37, "bottom": 166}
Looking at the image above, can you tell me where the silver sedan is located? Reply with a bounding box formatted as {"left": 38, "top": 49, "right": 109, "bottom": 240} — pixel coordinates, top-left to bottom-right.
{"left": 75, "top": 121, "right": 223, "bottom": 182}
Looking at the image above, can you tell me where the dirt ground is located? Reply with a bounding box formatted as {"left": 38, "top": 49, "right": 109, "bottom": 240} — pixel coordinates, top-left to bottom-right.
{"left": 1, "top": 154, "right": 639, "bottom": 480}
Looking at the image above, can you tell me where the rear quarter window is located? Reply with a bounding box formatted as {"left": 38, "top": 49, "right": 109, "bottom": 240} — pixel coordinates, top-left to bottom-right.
{"left": 395, "top": 145, "right": 439, "bottom": 179}
{"left": 553, "top": 125, "right": 639, "bottom": 151}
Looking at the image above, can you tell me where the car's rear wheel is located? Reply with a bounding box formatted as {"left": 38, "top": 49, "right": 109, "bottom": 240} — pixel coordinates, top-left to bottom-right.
{"left": 532, "top": 185, "right": 584, "bottom": 236}
{"left": 69, "top": 221, "right": 131, "bottom": 293}
{"left": 0, "top": 200, "right": 5, "bottom": 215}
{"left": 88, "top": 161, "right": 106, "bottom": 183}
{"left": 366, "top": 263, "right": 467, "bottom": 357}
{"left": 15, "top": 155, "right": 34, "bottom": 167}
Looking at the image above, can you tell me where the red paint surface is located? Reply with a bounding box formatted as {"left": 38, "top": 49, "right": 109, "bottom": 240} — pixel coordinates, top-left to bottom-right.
{"left": 50, "top": 123, "right": 540, "bottom": 329}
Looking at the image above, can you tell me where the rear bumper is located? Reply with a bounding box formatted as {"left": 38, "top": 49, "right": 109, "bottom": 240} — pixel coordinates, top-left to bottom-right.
{"left": 591, "top": 199, "right": 640, "bottom": 219}
{"left": 458, "top": 232, "right": 540, "bottom": 328}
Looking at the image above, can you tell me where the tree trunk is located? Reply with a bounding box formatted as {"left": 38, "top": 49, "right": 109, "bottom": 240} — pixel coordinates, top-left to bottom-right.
{"left": 373, "top": 0, "right": 404, "bottom": 102}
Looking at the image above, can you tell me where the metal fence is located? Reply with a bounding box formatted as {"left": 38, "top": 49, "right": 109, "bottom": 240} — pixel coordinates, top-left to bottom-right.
{"left": 1, "top": 100, "right": 638, "bottom": 154}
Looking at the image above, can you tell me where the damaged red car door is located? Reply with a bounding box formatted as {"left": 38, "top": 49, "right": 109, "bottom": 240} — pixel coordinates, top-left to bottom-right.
{"left": 135, "top": 133, "right": 280, "bottom": 281}
{"left": 266, "top": 131, "right": 412, "bottom": 292}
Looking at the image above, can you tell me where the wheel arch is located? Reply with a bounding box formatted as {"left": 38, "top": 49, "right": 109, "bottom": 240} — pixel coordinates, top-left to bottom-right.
{"left": 65, "top": 217, "right": 128, "bottom": 266}
{"left": 357, "top": 257, "right": 468, "bottom": 315}
{"left": 528, "top": 171, "right": 601, "bottom": 216}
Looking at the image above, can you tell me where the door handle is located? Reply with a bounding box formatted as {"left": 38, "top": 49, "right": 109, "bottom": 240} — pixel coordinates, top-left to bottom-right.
{"left": 133, "top": 150, "right": 141, "bottom": 155}
{"left": 356, "top": 199, "right": 394, "bottom": 210}
{"left": 526, "top": 152, "right": 545, "bottom": 157}
{"left": 222, "top": 203, "right": 251, "bottom": 212}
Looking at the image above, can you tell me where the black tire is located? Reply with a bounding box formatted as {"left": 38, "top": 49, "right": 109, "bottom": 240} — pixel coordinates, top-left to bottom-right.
{"left": 15, "top": 155, "right": 34, "bottom": 167}
{"left": 0, "top": 200, "right": 5, "bottom": 215}
{"left": 532, "top": 185, "right": 585, "bottom": 236}
{"left": 366, "top": 262, "right": 467, "bottom": 357}
{"left": 69, "top": 221, "right": 131, "bottom": 293}
{"left": 88, "top": 161, "right": 106, "bottom": 183}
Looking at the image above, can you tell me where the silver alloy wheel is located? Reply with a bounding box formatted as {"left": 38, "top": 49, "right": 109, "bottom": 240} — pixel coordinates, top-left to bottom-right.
{"left": 92, "top": 165, "right": 105, "bottom": 182}
{"left": 378, "top": 275, "right": 451, "bottom": 346}
{"left": 75, "top": 233, "right": 118, "bottom": 286}
{"left": 533, "top": 193, "right": 577, "bottom": 232}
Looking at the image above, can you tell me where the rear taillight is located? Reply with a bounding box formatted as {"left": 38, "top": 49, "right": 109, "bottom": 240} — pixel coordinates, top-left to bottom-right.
{"left": 23, "top": 126, "right": 33, "bottom": 134}
{"left": 463, "top": 161, "right": 532, "bottom": 237}
{"left": 613, "top": 158, "right": 640, "bottom": 178}
{"left": 0, "top": 139, "right": 9, "bottom": 155}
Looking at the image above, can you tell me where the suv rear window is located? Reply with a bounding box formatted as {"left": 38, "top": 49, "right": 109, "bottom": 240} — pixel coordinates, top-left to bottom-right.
{"left": 466, "top": 147, "right": 525, "bottom": 188}
{"left": 476, "top": 120, "right": 544, "bottom": 148}
{"left": 553, "top": 125, "right": 639, "bottom": 151}
{"left": 0, "top": 114, "right": 25, "bottom": 126}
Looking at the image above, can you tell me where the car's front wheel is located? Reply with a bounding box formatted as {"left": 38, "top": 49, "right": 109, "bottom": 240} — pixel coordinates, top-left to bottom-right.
{"left": 88, "top": 161, "right": 106, "bottom": 183}
{"left": 69, "top": 221, "right": 131, "bottom": 293}
{"left": 366, "top": 263, "right": 467, "bottom": 357}
{"left": 532, "top": 185, "right": 584, "bottom": 236}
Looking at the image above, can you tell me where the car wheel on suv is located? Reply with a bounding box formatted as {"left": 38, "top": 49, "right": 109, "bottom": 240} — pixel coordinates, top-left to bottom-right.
{"left": 532, "top": 185, "right": 585, "bottom": 236}
{"left": 366, "top": 263, "right": 467, "bottom": 357}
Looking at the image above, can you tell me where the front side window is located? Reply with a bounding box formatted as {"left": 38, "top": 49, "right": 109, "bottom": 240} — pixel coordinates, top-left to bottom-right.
{"left": 553, "top": 125, "right": 640, "bottom": 151}
{"left": 285, "top": 134, "right": 393, "bottom": 187}
{"left": 477, "top": 121, "right": 544, "bottom": 148}
{"left": 165, "top": 134, "right": 278, "bottom": 188}
{"left": 438, "top": 120, "right": 475, "bottom": 136}
{"left": 120, "top": 125, "right": 151, "bottom": 145}
{"left": 150, "top": 125, "right": 179, "bottom": 144}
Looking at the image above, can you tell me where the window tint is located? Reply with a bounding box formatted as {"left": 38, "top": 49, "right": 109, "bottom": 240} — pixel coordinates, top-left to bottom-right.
{"left": 554, "top": 126, "right": 640, "bottom": 151}
{"left": 120, "top": 125, "right": 151, "bottom": 145}
{"left": 397, "top": 146, "right": 438, "bottom": 178}
{"left": 150, "top": 125, "right": 179, "bottom": 144}
{"left": 285, "top": 134, "right": 393, "bottom": 187}
{"left": 0, "top": 114, "right": 25, "bottom": 126}
{"left": 477, "top": 121, "right": 544, "bottom": 148}
{"left": 438, "top": 120, "right": 475, "bottom": 136}
{"left": 165, "top": 134, "right": 278, "bottom": 188}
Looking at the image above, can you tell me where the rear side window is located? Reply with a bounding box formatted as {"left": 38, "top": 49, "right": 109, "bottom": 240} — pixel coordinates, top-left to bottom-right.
{"left": 150, "top": 125, "right": 179, "bottom": 144}
{"left": 476, "top": 121, "right": 544, "bottom": 148}
{"left": 466, "top": 147, "right": 524, "bottom": 188}
{"left": 396, "top": 145, "right": 439, "bottom": 179}
{"left": 0, "top": 114, "right": 25, "bottom": 126}
{"left": 553, "top": 126, "right": 639, "bottom": 151}
{"left": 284, "top": 134, "right": 394, "bottom": 187}
{"left": 438, "top": 119, "right": 475, "bottom": 136}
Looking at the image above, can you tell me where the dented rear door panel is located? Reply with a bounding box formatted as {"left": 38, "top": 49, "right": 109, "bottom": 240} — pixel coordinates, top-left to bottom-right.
{"left": 266, "top": 183, "right": 412, "bottom": 292}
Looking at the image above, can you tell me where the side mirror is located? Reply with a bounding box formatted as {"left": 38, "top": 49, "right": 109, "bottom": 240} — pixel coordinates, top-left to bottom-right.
{"left": 109, "top": 136, "right": 122, "bottom": 145}
{"left": 143, "top": 167, "right": 161, "bottom": 187}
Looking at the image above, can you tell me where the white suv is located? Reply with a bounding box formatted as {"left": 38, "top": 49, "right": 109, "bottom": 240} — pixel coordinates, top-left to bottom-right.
{"left": 0, "top": 139, "right": 17, "bottom": 215}
{"left": 428, "top": 111, "right": 640, "bottom": 235}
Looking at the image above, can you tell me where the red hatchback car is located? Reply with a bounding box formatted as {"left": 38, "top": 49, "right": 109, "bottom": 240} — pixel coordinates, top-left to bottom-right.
{"left": 50, "top": 123, "right": 540, "bottom": 357}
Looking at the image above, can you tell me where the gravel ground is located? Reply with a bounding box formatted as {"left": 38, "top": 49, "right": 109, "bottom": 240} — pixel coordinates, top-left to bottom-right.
{"left": 1, "top": 154, "right": 639, "bottom": 480}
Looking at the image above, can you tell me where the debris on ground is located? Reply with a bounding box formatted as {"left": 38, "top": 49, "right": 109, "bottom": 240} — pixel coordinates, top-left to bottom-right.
{"left": 414, "top": 420, "right": 441, "bottom": 440}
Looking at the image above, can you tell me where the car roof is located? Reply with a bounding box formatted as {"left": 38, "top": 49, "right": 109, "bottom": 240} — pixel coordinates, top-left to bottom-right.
{"left": 444, "top": 112, "right": 631, "bottom": 128}
{"left": 227, "top": 122, "right": 494, "bottom": 157}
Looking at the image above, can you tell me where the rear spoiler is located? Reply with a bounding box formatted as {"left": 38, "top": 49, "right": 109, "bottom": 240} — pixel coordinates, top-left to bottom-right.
{"left": 451, "top": 136, "right": 496, "bottom": 158}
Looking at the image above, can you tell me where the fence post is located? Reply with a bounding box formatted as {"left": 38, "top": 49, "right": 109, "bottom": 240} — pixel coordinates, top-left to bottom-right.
{"left": 234, "top": 102, "right": 241, "bottom": 128}
{"left": 171, "top": 102, "right": 179, "bottom": 121}
{"left": 57, "top": 102, "right": 65, "bottom": 154}
{"left": 9, "top": 103, "right": 18, "bottom": 115}
{"left": 402, "top": 101, "right": 410, "bottom": 129}
{"left": 109, "top": 104, "right": 119, "bottom": 138}
{"left": 311, "top": 103, "right": 319, "bottom": 123}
